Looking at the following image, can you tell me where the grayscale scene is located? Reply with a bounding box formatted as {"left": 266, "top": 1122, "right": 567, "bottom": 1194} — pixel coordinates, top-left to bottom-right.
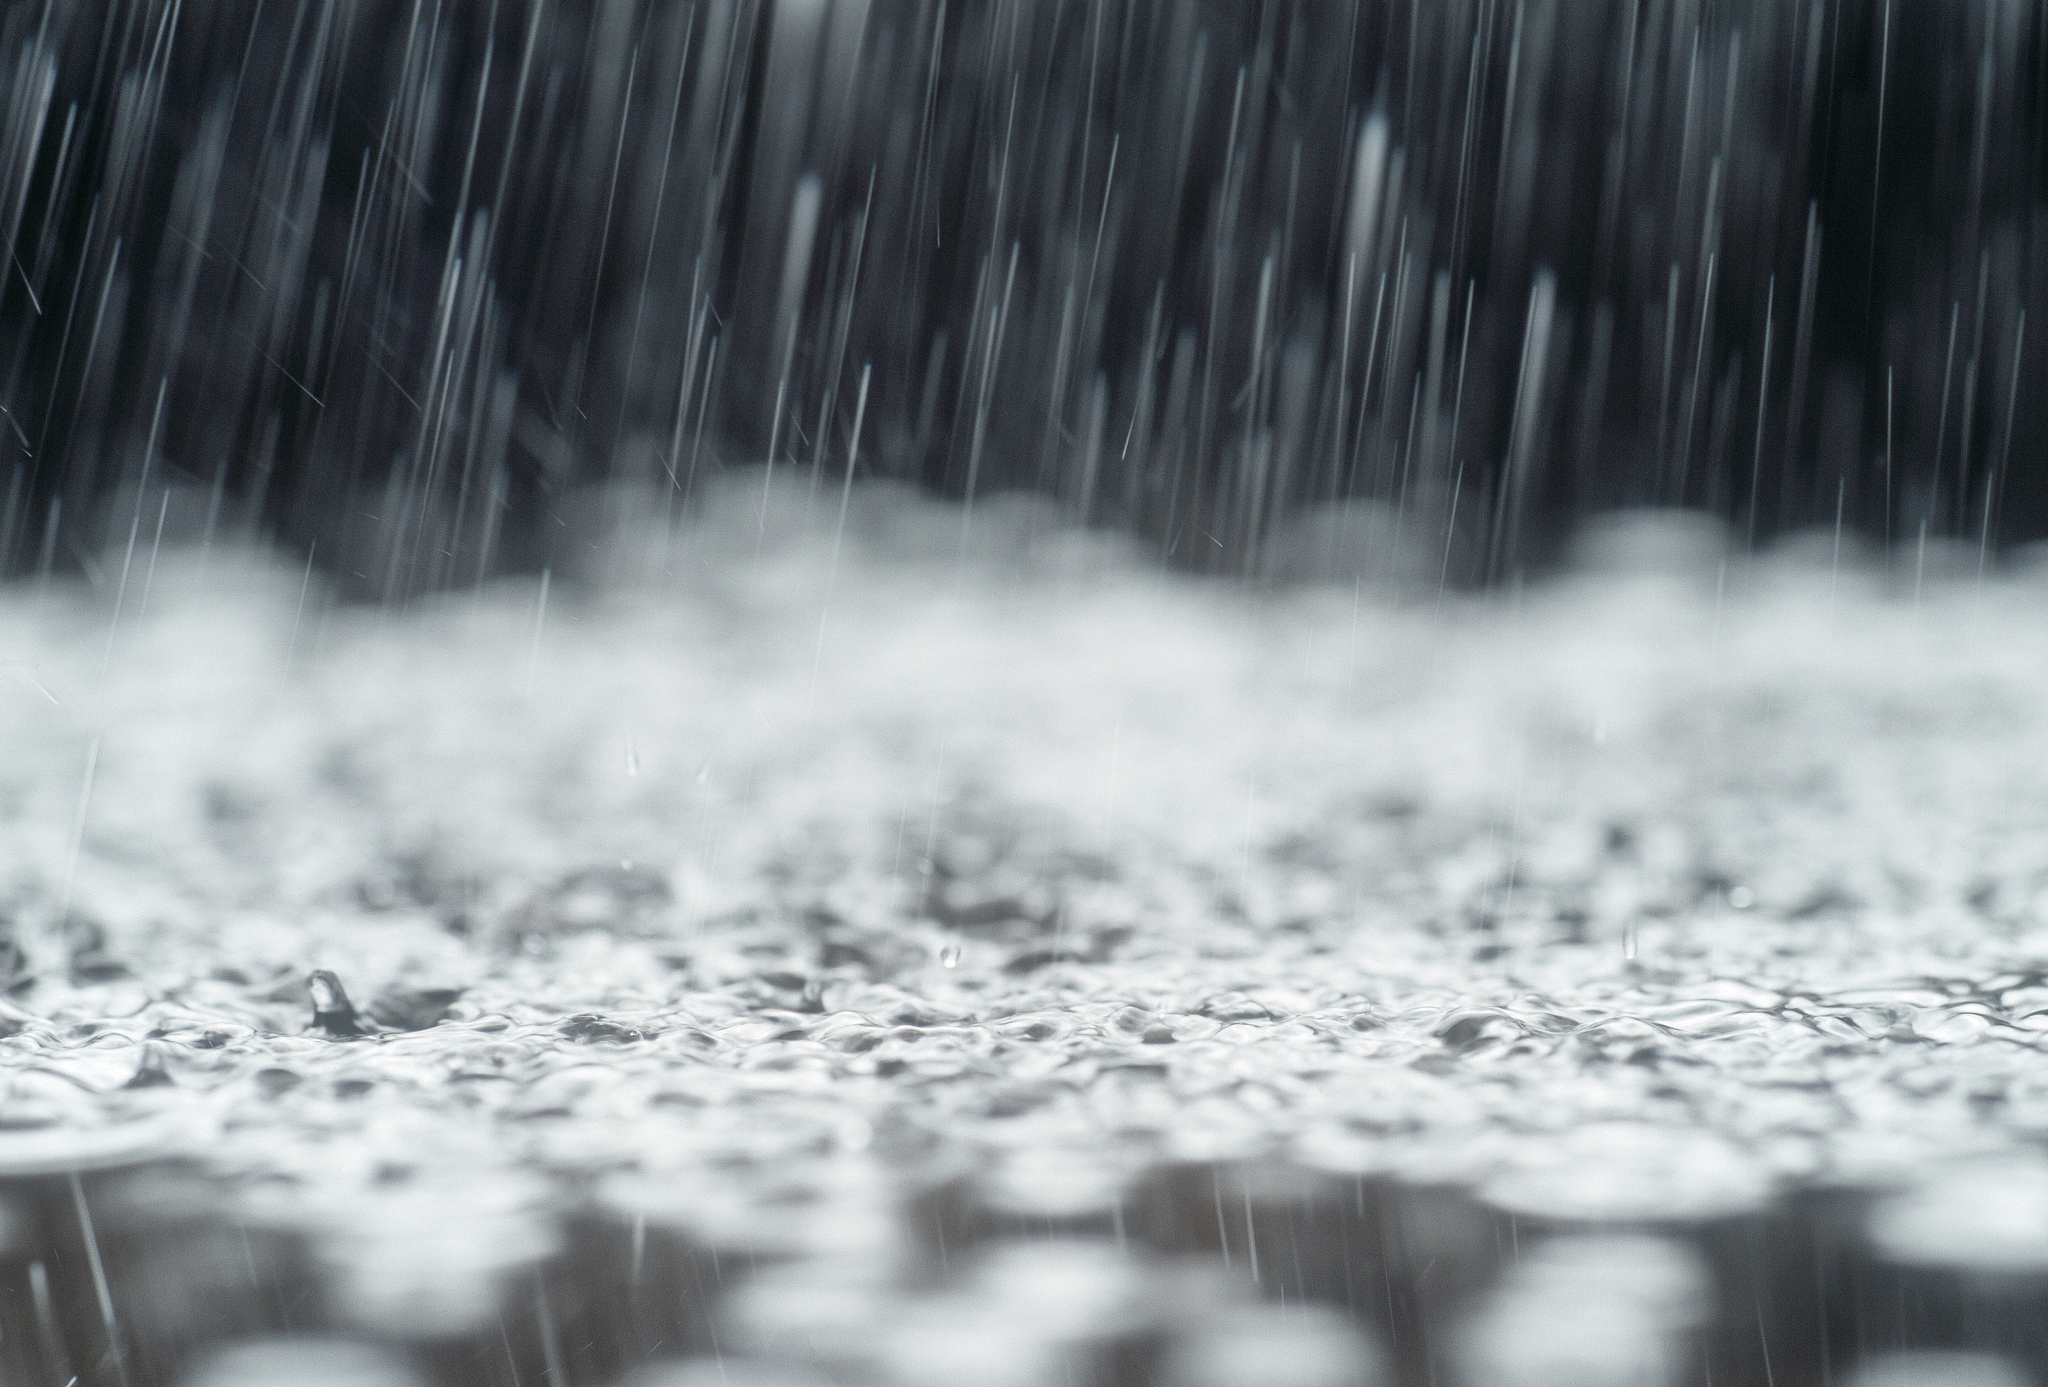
{"left": 1, "top": 1, "right": 2046, "bottom": 1384}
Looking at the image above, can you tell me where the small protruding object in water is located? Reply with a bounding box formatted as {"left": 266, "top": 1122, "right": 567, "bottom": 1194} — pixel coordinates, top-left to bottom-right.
{"left": 179, "top": 1334, "right": 429, "bottom": 1387}
{"left": 368, "top": 986, "right": 465, "bottom": 1032}
{"left": 308, "top": 970, "right": 374, "bottom": 1038}
{"left": 123, "top": 1041, "right": 175, "bottom": 1088}
{"left": 560, "top": 1013, "right": 646, "bottom": 1043}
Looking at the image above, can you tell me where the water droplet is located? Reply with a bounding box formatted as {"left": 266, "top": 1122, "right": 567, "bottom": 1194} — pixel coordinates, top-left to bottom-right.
{"left": 938, "top": 942, "right": 962, "bottom": 968}
{"left": 1728, "top": 886, "right": 1755, "bottom": 909}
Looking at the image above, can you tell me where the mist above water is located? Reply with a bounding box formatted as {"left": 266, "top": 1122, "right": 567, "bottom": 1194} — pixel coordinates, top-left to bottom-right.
{"left": 0, "top": 0, "right": 2040, "bottom": 597}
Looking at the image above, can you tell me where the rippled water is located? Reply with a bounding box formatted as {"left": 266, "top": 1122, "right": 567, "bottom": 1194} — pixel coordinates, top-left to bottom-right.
{"left": 5, "top": 494, "right": 2048, "bottom": 1385}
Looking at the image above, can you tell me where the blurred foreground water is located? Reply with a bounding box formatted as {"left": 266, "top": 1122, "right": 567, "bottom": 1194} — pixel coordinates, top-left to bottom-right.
{"left": 6, "top": 495, "right": 2048, "bottom": 1384}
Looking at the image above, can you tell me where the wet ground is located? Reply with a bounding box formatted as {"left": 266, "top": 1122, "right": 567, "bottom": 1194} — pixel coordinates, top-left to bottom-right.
{"left": 4, "top": 493, "right": 2048, "bottom": 1386}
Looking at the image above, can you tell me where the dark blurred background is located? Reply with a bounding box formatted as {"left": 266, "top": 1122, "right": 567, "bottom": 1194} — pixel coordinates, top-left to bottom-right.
{"left": 0, "top": 0, "right": 2042, "bottom": 596}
